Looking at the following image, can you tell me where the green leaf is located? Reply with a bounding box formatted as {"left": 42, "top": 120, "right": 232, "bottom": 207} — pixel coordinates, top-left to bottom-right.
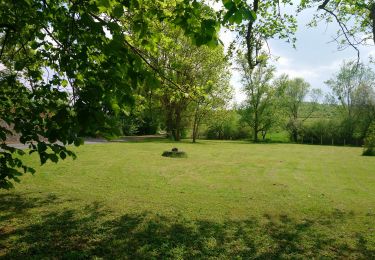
{"left": 61, "top": 79, "right": 68, "bottom": 87}
{"left": 223, "top": 0, "right": 234, "bottom": 10}
{"left": 97, "top": 0, "right": 110, "bottom": 8}
{"left": 112, "top": 4, "right": 124, "bottom": 18}
{"left": 37, "top": 142, "right": 47, "bottom": 152}
{"left": 74, "top": 138, "right": 84, "bottom": 146}
{"left": 27, "top": 167, "right": 36, "bottom": 174}
{"left": 60, "top": 151, "right": 66, "bottom": 160}
{"left": 49, "top": 154, "right": 59, "bottom": 163}
{"left": 242, "top": 8, "right": 257, "bottom": 21}
{"left": 14, "top": 61, "right": 25, "bottom": 71}
{"left": 230, "top": 11, "right": 243, "bottom": 24}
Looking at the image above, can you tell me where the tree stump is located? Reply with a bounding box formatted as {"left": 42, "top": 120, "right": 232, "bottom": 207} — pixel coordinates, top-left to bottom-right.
{"left": 162, "top": 148, "right": 187, "bottom": 158}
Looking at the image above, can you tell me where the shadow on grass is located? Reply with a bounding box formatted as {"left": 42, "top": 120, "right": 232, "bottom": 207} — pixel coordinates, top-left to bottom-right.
{"left": 0, "top": 193, "right": 374, "bottom": 259}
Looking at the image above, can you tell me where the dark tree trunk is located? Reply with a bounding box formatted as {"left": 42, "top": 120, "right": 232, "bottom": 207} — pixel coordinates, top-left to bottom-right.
{"left": 253, "top": 112, "right": 259, "bottom": 142}
{"left": 292, "top": 129, "right": 298, "bottom": 143}
{"left": 192, "top": 110, "right": 198, "bottom": 143}
{"left": 253, "top": 126, "right": 258, "bottom": 142}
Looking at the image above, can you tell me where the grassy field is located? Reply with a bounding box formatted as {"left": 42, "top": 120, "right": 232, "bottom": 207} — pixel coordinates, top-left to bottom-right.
{"left": 1, "top": 140, "right": 374, "bottom": 258}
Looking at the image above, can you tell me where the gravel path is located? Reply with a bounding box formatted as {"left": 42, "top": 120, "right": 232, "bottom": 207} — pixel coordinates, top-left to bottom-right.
{"left": 4, "top": 135, "right": 166, "bottom": 149}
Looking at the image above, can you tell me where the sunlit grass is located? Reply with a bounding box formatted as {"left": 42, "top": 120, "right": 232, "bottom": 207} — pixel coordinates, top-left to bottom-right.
{"left": 1, "top": 140, "right": 374, "bottom": 258}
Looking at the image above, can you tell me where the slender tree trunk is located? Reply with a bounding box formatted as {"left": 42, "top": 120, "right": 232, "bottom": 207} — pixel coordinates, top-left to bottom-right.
{"left": 194, "top": 124, "right": 199, "bottom": 143}
{"left": 192, "top": 109, "right": 199, "bottom": 143}
{"left": 175, "top": 110, "right": 181, "bottom": 141}
{"left": 253, "top": 125, "right": 258, "bottom": 142}
{"left": 293, "top": 129, "right": 298, "bottom": 143}
{"left": 253, "top": 112, "right": 259, "bottom": 142}
{"left": 262, "top": 130, "right": 267, "bottom": 140}
{"left": 168, "top": 103, "right": 177, "bottom": 140}
{"left": 166, "top": 108, "right": 174, "bottom": 139}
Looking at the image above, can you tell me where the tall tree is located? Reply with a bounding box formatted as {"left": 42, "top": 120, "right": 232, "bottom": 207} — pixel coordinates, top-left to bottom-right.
{"left": 238, "top": 56, "right": 277, "bottom": 142}
{"left": 147, "top": 24, "right": 230, "bottom": 141}
{"left": 190, "top": 49, "right": 232, "bottom": 143}
{"left": 191, "top": 78, "right": 233, "bottom": 143}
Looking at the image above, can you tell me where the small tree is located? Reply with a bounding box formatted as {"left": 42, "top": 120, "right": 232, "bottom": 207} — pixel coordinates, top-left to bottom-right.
{"left": 325, "top": 61, "right": 375, "bottom": 144}
{"left": 238, "top": 56, "right": 278, "bottom": 142}
{"left": 275, "top": 75, "right": 320, "bottom": 142}
{"left": 363, "top": 122, "right": 375, "bottom": 156}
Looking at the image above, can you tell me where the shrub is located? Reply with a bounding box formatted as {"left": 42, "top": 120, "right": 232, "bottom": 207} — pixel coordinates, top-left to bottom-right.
{"left": 363, "top": 122, "right": 375, "bottom": 156}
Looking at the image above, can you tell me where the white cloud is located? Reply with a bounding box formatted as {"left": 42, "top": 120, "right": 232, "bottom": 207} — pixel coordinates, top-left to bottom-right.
{"left": 276, "top": 68, "right": 319, "bottom": 79}
{"left": 276, "top": 56, "right": 291, "bottom": 67}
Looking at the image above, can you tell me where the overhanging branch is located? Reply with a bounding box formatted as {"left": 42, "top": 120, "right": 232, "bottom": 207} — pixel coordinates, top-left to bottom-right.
{"left": 318, "top": 1, "right": 360, "bottom": 63}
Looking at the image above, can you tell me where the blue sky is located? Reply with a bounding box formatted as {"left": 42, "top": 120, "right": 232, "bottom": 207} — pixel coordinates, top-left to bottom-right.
{"left": 219, "top": 5, "right": 374, "bottom": 103}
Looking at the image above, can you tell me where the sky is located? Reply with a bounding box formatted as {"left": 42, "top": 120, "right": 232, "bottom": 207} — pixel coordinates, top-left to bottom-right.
{"left": 219, "top": 4, "right": 375, "bottom": 103}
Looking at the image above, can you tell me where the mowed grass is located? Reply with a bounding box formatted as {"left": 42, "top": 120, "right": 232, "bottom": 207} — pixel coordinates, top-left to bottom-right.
{"left": 1, "top": 140, "right": 374, "bottom": 258}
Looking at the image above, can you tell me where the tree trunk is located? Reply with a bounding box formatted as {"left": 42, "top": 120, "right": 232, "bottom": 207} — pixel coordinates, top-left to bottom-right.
{"left": 192, "top": 110, "right": 199, "bottom": 143}
{"left": 174, "top": 110, "right": 181, "bottom": 141}
{"left": 253, "top": 126, "right": 258, "bottom": 142}
{"left": 253, "top": 112, "right": 259, "bottom": 142}
{"left": 166, "top": 109, "right": 174, "bottom": 139}
{"left": 262, "top": 130, "right": 267, "bottom": 140}
{"left": 292, "top": 129, "right": 298, "bottom": 143}
{"left": 172, "top": 129, "right": 177, "bottom": 141}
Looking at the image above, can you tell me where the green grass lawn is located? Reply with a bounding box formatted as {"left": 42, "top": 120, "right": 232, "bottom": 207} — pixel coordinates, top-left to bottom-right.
{"left": 1, "top": 140, "right": 374, "bottom": 258}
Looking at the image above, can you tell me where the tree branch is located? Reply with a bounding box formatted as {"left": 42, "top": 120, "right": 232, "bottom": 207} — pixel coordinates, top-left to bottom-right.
{"left": 318, "top": 5, "right": 360, "bottom": 63}
{"left": 0, "top": 29, "right": 9, "bottom": 60}
{"left": 318, "top": 0, "right": 331, "bottom": 10}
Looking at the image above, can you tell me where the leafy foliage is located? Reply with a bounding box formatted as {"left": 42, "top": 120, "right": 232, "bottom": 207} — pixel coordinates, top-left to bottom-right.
{"left": 141, "top": 24, "right": 231, "bottom": 141}
{"left": 325, "top": 61, "right": 375, "bottom": 143}
{"left": 275, "top": 75, "right": 320, "bottom": 142}
{"left": 0, "top": 0, "right": 220, "bottom": 188}
{"left": 363, "top": 122, "right": 375, "bottom": 156}
{"left": 221, "top": 0, "right": 297, "bottom": 70}
{"left": 0, "top": 71, "right": 79, "bottom": 189}
{"left": 205, "top": 109, "right": 250, "bottom": 140}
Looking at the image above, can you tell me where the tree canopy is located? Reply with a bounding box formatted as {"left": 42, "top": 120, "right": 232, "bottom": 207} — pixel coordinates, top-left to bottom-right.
{"left": 0, "top": 0, "right": 221, "bottom": 188}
